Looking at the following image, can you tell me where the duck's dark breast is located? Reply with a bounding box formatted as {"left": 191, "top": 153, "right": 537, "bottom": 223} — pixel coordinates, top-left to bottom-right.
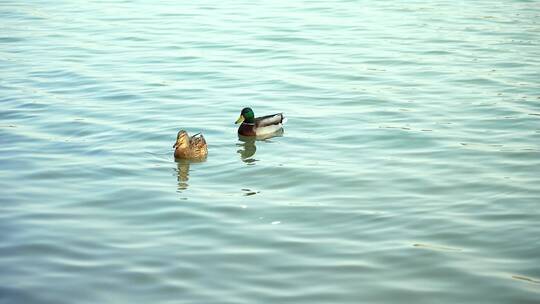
{"left": 238, "top": 123, "right": 256, "bottom": 136}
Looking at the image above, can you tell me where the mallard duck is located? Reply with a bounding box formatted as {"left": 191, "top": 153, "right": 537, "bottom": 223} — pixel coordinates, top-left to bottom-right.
{"left": 235, "top": 107, "right": 285, "bottom": 137}
{"left": 173, "top": 130, "right": 208, "bottom": 160}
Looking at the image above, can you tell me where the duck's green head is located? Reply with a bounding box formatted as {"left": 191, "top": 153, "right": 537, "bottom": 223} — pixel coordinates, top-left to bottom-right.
{"left": 235, "top": 107, "right": 255, "bottom": 124}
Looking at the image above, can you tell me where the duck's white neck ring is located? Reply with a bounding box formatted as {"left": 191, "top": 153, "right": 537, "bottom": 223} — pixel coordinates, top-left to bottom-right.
{"left": 242, "top": 122, "right": 255, "bottom": 125}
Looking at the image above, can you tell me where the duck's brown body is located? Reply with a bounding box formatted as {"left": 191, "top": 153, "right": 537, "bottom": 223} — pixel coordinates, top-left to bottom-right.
{"left": 173, "top": 130, "right": 208, "bottom": 160}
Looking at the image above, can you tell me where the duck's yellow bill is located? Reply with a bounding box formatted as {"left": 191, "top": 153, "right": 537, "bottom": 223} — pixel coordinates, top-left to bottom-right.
{"left": 235, "top": 115, "right": 245, "bottom": 124}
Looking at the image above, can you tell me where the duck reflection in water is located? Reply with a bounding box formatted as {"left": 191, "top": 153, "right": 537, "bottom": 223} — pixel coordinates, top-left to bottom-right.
{"left": 175, "top": 159, "right": 191, "bottom": 190}
{"left": 237, "top": 128, "right": 284, "bottom": 164}
{"left": 174, "top": 158, "right": 207, "bottom": 191}
{"left": 237, "top": 136, "right": 257, "bottom": 164}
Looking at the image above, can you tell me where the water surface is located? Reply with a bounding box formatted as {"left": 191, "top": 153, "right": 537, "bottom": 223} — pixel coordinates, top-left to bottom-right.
{"left": 1, "top": 1, "right": 540, "bottom": 303}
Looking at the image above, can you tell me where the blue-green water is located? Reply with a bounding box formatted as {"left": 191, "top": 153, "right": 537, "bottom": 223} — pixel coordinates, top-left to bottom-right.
{"left": 1, "top": 1, "right": 540, "bottom": 303}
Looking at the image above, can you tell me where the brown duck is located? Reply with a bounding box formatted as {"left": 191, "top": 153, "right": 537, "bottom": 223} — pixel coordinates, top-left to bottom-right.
{"left": 173, "top": 130, "right": 208, "bottom": 160}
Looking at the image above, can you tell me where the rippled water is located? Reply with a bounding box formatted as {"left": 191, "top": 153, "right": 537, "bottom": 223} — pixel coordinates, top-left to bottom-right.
{"left": 1, "top": 1, "right": 540, "bottom": 303}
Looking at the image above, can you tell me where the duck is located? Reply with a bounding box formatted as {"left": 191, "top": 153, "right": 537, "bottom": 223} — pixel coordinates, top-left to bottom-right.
{"left": 235, "top": 107, "right": 285, "bottom": 137}
{"left": 173, "top": 130, "right": 208, "bottom": 160}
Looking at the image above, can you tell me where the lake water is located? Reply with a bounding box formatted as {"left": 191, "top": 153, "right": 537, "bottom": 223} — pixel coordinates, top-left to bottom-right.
{"left": 1, "top": 1, "right": 540, "bottom": 303}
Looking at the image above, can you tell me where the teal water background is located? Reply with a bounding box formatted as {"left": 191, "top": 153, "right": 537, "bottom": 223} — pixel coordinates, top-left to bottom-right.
{"left": 1, "top": 1, "right": 540, "bottom": 303}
